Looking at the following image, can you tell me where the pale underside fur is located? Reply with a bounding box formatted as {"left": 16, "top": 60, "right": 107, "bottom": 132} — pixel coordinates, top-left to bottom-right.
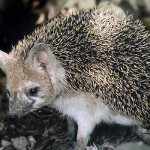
{"left": 52, "top": 91, "right": 138, "bottom": 142}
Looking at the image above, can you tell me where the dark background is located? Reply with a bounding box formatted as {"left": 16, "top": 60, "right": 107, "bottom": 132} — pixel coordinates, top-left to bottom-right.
{"left": 0, "top": 0, "right": 150, "bottom": 53}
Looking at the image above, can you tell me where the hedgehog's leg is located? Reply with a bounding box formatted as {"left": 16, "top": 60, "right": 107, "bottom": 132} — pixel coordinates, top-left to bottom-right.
{"left": 75, "top": 120, "right": 95, "bottom": 150}
{"left": 67, "top": 117, "right": 77, "bottom": 140}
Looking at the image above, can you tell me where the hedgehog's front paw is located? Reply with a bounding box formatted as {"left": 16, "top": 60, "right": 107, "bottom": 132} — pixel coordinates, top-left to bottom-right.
{"left": 75, "top": 135, "right": 89, "bottom": 150}
{"left": 75, "top": 139, "right": 87, "bottom": 150}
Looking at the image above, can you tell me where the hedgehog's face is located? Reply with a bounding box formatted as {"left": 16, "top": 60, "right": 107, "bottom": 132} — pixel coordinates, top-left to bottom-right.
{"left": 5, "top": 60, "right": 54, "bottom": 117}
{"left": 0, "top": 43, "right": 66, "bottom": 117}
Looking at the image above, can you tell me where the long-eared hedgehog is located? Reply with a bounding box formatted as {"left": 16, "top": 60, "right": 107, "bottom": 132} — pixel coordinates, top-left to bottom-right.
{"left": 0, "top": 8, "right": 149, "bottom": 148}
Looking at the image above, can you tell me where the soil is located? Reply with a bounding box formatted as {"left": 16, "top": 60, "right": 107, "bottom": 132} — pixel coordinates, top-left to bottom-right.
{"left": 0, "top": 107, "right": 146, "bottom": 150}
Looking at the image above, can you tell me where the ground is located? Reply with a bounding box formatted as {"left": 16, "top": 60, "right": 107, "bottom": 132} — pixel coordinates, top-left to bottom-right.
{"left": 0, "top": 106, "right": 149, "bottom": 150}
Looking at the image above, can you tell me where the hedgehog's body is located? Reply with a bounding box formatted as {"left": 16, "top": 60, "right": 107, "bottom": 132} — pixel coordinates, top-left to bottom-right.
{"left": 0, "top": 9, "right": 149, "bottom": 148}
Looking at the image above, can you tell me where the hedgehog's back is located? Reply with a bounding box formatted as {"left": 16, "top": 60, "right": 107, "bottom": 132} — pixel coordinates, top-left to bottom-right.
{"left": 49, "top": 9, "right": 150, "bottom": 128}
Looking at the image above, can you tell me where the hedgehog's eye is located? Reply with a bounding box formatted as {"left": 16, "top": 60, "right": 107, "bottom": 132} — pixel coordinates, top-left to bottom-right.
{"left": 28, "top": 87, "right": 40, "bottom": 97}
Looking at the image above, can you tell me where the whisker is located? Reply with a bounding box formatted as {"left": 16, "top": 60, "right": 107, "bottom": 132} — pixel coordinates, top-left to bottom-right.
{"left": 40, "top": 107, "right": 59, "bottom": 116}
{"left": 40, "top": 107, "right": 52, "bottom": 111}
{"left": 20, "top": 111, "right": 35, "bottom": 120}
{"left": 27, "top": 112, "right": 35, "bottom": 120}
{"left": 39, "top": 115, "right": 53, "bottom": 118}
{"left": 18, "top": 112, "right": 28, "bottom": 120}
{"left": 31, "top": 111, "right": 41, "bottom": 118}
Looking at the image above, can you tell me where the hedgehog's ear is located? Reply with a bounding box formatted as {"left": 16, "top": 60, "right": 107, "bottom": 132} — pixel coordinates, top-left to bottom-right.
{"left": 33, "top": 50, "right": 49, "bottom": 70}
{"left": 0, "top": 50, "right": 9, "bottom": 73}
{"left": 26, "top": 43, "right": 55, "bottom": 72}
{"left": 27, "top": 43, "right": 65, "bottom": 85}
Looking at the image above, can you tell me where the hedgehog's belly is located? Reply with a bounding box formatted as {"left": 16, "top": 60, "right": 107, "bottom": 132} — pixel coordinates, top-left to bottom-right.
{"left": 53, "top": 93, "right": 138, "bottom": 128}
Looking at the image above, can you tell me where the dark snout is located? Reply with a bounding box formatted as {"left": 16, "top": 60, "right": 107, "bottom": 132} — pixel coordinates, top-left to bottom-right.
{"left": 9, "top": 99, "right": 33, "bottom": 118}
{"left": 9, "top": 114, "right": 18, "bottom": 121}
{"left": 9, "top": 106, "right": 21, "bottom": 119}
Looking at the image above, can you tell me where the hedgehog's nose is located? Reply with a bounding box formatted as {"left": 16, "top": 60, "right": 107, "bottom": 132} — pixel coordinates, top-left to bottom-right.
{"left": 8, "top": 107, "right": 18, "bottom": 119}
{"left": 9, "top": 114, "right": 18, "bottom": 120}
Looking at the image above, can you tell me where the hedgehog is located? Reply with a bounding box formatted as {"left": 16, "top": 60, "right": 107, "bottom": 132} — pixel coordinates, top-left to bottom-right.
{"left": 0, "top": 8, "right": 149, "bottom": 149}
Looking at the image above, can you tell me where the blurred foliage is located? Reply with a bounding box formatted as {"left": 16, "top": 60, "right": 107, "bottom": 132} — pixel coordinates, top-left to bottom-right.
{"left": 0, "top": 0, "right": 149, "bottom": 53}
